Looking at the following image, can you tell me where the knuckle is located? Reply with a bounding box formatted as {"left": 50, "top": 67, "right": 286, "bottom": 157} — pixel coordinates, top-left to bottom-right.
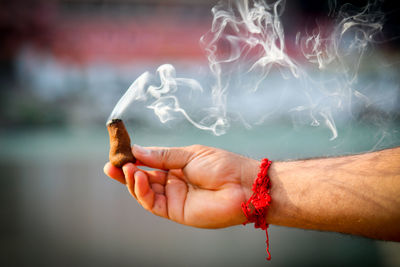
{"left": 159, "top": 149, "right": 170, "bottom": 169}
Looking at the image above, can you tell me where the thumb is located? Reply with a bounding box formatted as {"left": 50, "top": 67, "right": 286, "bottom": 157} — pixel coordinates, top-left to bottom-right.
{"left": 133, "top": 145, "right": 193, "bottom": 170}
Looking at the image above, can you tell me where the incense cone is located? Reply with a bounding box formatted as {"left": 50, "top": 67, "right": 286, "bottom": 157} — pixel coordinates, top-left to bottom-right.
{"left": 107, "top": 119, "right": 136, "bottom": 168}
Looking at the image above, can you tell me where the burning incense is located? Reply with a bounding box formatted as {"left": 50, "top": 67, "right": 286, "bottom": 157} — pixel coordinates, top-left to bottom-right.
{"left": 107, "top": 119, "right": 136, "bottom": 168}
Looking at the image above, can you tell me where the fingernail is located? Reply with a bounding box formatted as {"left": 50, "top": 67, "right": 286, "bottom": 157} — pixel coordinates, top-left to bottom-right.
{"left": 134, "top": 144, "right": 151, "bottom": 156}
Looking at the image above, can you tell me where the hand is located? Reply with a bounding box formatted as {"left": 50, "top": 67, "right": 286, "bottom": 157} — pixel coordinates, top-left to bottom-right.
{"left": 104, "top": 145, "right": 260, "bottom": 228}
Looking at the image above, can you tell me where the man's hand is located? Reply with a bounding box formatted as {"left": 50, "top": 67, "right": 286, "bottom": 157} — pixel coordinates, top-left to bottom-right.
{"left": 105, "top": 145, "right": 400, "bottom": 241}
{"left": 104, "top": 145, "right": 260, "bottom": 228}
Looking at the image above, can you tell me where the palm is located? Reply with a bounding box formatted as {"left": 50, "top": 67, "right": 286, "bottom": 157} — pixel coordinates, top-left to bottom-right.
{"left": 169, "top": 149, "right": 248, "bottom": 228}
{"left": 105, "top": 145, "right": 258, "bottom": 229}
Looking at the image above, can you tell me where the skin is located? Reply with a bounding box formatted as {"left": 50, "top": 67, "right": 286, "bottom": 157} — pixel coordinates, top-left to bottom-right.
{"left": 103, "top": 145, "right": 400, "bottom": 241}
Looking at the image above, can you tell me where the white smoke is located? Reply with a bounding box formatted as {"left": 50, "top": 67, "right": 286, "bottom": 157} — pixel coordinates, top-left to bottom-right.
{"left": 108, "top": 64, "right": 228, "bottom": 135}
{"left": 108, "top": 0, "right": 390, "bottom": 141}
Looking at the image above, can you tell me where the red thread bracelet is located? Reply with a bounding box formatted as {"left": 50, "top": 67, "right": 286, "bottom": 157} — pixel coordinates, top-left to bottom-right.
{"left": 241, "top": 158, "right": 272, "bottom": 260}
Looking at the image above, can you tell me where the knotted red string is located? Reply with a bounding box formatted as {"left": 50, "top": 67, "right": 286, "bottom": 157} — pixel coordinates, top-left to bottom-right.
{"left": 241, "top": 158, "right": 272, "bottom": 260}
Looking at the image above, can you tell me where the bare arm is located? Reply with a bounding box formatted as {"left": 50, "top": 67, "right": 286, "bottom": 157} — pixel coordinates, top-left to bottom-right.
{"left": 104, "top": 145, "right": 400, "bottom": 241}
{"left": 265, "top": 147, "right": 400, "bottom": 241}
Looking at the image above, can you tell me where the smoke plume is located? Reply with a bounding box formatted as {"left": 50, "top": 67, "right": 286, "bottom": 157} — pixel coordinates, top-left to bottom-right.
{"left": 109, "top": 0, "right": 396, "bottom": 143}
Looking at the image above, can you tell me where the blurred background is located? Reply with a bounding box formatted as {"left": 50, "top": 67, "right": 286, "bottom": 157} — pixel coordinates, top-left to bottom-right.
{"left": 1, "top": 0, "right": 399, "bottom": 266}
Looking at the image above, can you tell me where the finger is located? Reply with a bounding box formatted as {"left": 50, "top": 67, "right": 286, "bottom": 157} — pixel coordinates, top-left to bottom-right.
{"left": 134, "top": 170, "right": 155, "bottom": 211}
{"left": 152, "top": 194, "right": 168, "bottom": 218}
{"left": 146, "top": 170, "right": 167, "bottom": 185}
{"left": 169, "top": 169, "right": 185, "bottom": 180}
{"left": 133, "top": 145, "right": 194, "bottom": 170}
{"left": 134, "top": 171, "right": 168, "bottom": 218}
{"left": 129, "top": 157, "right": 144, "bottom": 166}
{"left": 151, "top": 183, "right": 165, "bottom": 194}
{"left": 123, "top": 163, "right": 138, "bottom": 199}
{"left": 104, "top": 162, "right": 126, "bottom": 184}
{"left": 165, "top": 173, "right": 188, "bottom": 223}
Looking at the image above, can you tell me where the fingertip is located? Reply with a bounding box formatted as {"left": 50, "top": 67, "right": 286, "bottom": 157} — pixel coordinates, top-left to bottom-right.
{"left": 133, "top": 144, "right": 151, "bottom": 156}
{"left": 104, "top": 162, "right": 126, "bottom": 184}
{"left": 132, "top": 145, "right": 153, "bottom": 167}
{"left": 103, "top": 162, "right": 110, "bottom": 175}
{"left": 122, "top": 162, "right": 135, "bottom": 172}
{"left": 123, "top": 162, "right": 136, "bottom": 184}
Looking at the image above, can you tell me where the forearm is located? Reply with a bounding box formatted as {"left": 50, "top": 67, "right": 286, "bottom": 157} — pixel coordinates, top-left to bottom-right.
{"left": 257, "top": 147, "right": 400, "bottom": 241}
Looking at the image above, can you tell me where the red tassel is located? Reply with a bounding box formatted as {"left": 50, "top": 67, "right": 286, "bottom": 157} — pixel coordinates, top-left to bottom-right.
{"left": 241, "top": 158, "right": 272, "bottom": 260}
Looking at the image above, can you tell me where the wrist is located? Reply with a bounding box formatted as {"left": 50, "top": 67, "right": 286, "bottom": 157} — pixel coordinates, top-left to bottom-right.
{"left": 240, "top": 158, "right": 260, "bottom": 200}
{"left": 240, "top": 158, "right": 287, "bottom": 226}
{"left": 241, "top": 157, "right": 273, "bottom": 260}
{"left": 240, "top": 158, "right": 288, "bottom": 226}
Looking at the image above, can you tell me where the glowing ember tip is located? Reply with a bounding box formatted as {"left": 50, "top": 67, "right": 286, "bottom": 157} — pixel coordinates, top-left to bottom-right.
{"left": 107, "top": 119, "right": 136, "bottom": 168}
